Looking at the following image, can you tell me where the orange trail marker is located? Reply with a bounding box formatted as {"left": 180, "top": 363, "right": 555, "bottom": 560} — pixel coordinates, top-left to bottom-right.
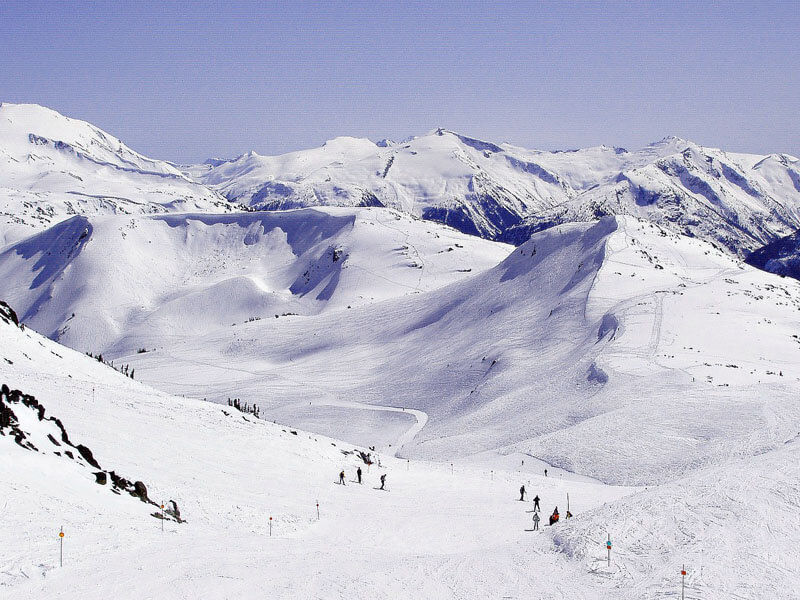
{"left": 681, "top": 565, "right": 687, "bottom": 600}
{"left": 59, "top": 526, "right": 64, "bottom": 567}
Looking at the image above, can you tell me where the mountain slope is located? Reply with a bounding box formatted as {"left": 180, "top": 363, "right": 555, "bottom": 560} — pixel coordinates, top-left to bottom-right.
{"left": 1, "top": 297, "right": 642, "bottom": 599}
{"left": 0, "top": 103, "right": 233, "bottom": 245}
{"left": 198, "top": 129, "right": 577, "bottom": 239}
{"left": 0, "top": 207, "right": 511, "bottom": 353}
{"left": 746, "top": 226, "right": 800, "bottom": 280}
{"left": 122, "top": 216, "right": 800, "bottom": 485}
{"left": 510, "top": 142, "right": 800, "bottom": 256}
{"left": 6, "top": 296, "right": 799, "bottom": 599}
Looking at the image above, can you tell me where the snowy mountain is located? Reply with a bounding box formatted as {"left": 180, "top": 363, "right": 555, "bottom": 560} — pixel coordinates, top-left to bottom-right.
{"left": 197, "top": 128, "right": 588, "bottom": 239}
{"left": 117, "top": 216, "right": 800, "bottom": 486}
{"left": 5, "top": 102, "right": 799, "bottom": 265}
{"left": 0, "top": 207, "right": 510, "bottom": 353}
{"left": 197, "top": 131, "right": 800, "bottom": 256}
{"left": 3, "top": 102, "right": 800, "bottom": 597}
{"left": 510, "top": 141, "right": 800, "bottom": 256}
{"left": 3, "top": 238, "right": 800, "bottom": 597}
{"left": 0, "top": 103, "right": 233, "bottom": 246}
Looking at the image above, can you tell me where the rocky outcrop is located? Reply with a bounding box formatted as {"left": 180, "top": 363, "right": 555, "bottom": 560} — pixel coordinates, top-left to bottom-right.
{"left": 1, "top": 383, "right": 185, "bottom": 522}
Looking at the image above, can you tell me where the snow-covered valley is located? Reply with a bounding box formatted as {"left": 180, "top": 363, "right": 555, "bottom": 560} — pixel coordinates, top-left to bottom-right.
{"left": 3, "top": 103, "right": 800, "bottom": 598}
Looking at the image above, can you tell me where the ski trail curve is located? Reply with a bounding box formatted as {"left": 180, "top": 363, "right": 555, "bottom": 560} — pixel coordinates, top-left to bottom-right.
{"left": 312, "top": 398, "right": 428, "bottom": 458}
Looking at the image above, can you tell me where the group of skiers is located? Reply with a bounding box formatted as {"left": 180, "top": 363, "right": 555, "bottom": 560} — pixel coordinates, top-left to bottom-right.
{"left": 519, "top": 484, "right": 571, "bottom": 530}
{"left": 336, "top": 467, "right": 565, "bottom": 527}
{"left": 338, "top": 466, "right": 386, "bottom": 490}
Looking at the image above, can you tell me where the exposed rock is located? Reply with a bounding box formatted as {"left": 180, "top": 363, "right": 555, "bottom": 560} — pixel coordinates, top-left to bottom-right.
{"left": 133, "top": 480, "right": 149, "bottom": 503}
{"left": 0, "top": 301, "right": 19, "bottom": 327}
{"left": 167, "top": 500, "right": 182, "bottom": 522}
{"left": 76, "top": 443, "right": 100, "bottom": 469}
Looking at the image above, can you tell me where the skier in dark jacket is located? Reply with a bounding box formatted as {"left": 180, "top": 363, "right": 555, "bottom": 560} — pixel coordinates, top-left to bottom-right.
{"left": 533, "top": 495, "right": 540, "bottom": 512}
{"left": 519, "top": 485, "right": 526, "bottom": 501}
{"left": 357, "top": 466, "right": 362, "bottom": 484}
{"left": 380, "top": 474, "right": 386, "bottom": 490}
{"left": 339, "top": 470, "right": 346, "bottom": 485}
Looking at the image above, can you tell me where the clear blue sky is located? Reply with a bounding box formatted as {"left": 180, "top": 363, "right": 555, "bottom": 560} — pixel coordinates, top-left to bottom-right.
{"left": 2, "top": 1, "right": 798, "bottom": 163}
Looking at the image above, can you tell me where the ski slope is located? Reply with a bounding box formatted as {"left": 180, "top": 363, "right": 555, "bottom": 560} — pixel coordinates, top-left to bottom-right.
{"left": 1, "top": 298, "right": 638, "bottom": 599}
{"left": 3, "top": 280, "right": 800, "bottom": 598}
{"left": 118, "top": 216, "right": 800, "bottom": 487}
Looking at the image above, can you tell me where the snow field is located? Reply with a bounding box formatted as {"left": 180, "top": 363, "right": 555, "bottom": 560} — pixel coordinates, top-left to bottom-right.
{"left": 2, "top": 315, "right": 636, "bottom": 599}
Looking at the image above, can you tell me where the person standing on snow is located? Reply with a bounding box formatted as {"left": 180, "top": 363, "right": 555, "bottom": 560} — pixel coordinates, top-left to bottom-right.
{"left": 532, "top": 512, "right": 540, "bottom": 531}
{"left": 533, "top": 495, "right": 540, "bottom": 512}
{"left": 339, "top": 470, "right": 346, "bottom": 485}
{"left": 357, "top": 466, "right": 362, "bottom": 484}
{"left": 549, "top": 506, "right": 560, "bottom": 526}
{"left": 380, "top": 474, "right": 387, "bottom": 490}
{"left": 544, "top": 468, "right": 548, "bottom": 477}
{"left": 519, "top": 485, "right": 526, "bottom": 501}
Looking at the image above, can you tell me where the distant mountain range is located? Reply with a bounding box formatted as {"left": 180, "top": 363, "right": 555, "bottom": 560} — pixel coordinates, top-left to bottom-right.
{"left": 3, "top": 102, "right": 800, "bottom": 273}
{"left": 193, "top": 128, "right": 800, "bottom": 258}
{"left": 0, "top": 103, "right": 232, "bottom": 245}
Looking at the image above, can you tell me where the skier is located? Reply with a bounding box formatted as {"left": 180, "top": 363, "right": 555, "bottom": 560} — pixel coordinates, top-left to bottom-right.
{"left": 533, "top": 495, "right": 540, "bottom": 512}
{"left": 549, "top": 507, "right": 560, "bottom": 526}
{"left": 532, "top": 512, "right": 540, "bottom": 531}
{"left": 357, "top": 466, "right": 362, "bottom": 484}
{"left": 544, "top": 468, "right": 548, "bottom": 477}
{"left": 565, "top": 509, "right": 573, "bottom": 519}
{"left": 380, "top": 474, "right": 387, "bottom": 490}
{"left": 339, "top": 470, "right": 346, "bottom": 485}
{"left": 519, "top": 485, "right": 526, "bottom": 501}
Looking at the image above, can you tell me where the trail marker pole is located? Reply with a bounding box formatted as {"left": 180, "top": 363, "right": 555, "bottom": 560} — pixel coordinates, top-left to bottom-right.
{"left": 59, "top": 526, "right": 64, "bottom": 567}
{"left": 681, "top": 565, "right": 686, "bottom": 600}
{"left": 567, "top": 492, "right": 570, "bottom": 514}
{"left": 161, "top": 503, "right": 165, "bottom": 532}
{"left": 269, "top": 516, "right": 272, "bottom": 537}
{"left": 606, "top": 534, "right": 611, "bottom": 567}
{"left": 316, "top": 501, "right": 320, "bottom": 520}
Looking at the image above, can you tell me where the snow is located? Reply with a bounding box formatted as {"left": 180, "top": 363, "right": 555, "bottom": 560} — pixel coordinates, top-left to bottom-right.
{"left": 0, "top": 103, "right": 232, "bottom": 246}
{"left": 0, "top": 206, "right": 511, "bottom": 353}
{"left": 71, "top": 216, "right": 794, "bottom": 489}
{"left": 1, "top": 309, "right": 638, "bottom": 599}
{"left": 3, "top": 103, "right": 800, "bottom": 598}
{"left": 4, "top": 251, "right": 800, "bottom": 597}
{"left": 197, "top": 128, "right": 800, "bottom": 254}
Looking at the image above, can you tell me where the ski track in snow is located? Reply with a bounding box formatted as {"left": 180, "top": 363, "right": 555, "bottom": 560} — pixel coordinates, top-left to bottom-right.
{"left": 313, "top": 398, "right": 429, "bottom": 457}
